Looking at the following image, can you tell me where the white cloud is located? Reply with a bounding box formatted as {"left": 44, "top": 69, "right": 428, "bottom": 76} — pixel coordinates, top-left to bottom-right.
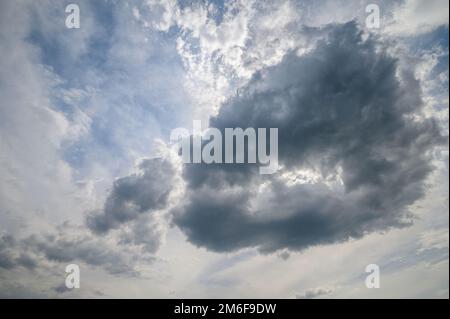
{"left": 386, "top": 0, "right": 449, "bottom": 36}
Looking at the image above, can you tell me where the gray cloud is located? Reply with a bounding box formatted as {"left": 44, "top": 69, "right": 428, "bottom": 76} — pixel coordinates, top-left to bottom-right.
{"left": 118, "top": 216, "right": 163, "bottom": 253}
{"left": 24, "top": 233, "right": 139, "bottom": 275}
{"left": 0, "top": 235, "right": 36, "bottom": 270}
{"left": 87, "top": 158, "right": 175, "bottom": 233}
{"left": 1, "top": 223, "right": 151, "bottom": 276}
{"left": 0, "top": 159, "right": 175, "bottom": 278}
{"left": 1, "top": 158, "right": 176, "bottom": 277}
{"left": 296, "top": 286, "right": 334, "bottom": 299}
{"left": 172, "top": 22, "right": 447, "bottom": 253}
{"left": 0, "top": 235, "right": 19, "bottom": 270}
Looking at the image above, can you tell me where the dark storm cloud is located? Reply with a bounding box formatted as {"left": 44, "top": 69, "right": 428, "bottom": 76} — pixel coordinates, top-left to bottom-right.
{"left": 172, "top": 22, "right": 447, "bottom": 253}
{"left": 87, "top": 158, "right": 175, "bottom": 233}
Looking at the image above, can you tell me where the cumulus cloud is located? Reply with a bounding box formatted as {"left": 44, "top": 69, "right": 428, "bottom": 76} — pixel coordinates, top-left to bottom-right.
{"left": 87, "top": 158, "right": 176, "bottom": 234}
{"left": 173, "top": 22, "right": 446, "bottom": 253}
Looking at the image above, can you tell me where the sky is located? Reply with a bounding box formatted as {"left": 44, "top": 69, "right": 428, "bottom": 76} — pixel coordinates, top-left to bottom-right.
{"left": 0, "top": 0, "right": 448, "bottom": 298}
